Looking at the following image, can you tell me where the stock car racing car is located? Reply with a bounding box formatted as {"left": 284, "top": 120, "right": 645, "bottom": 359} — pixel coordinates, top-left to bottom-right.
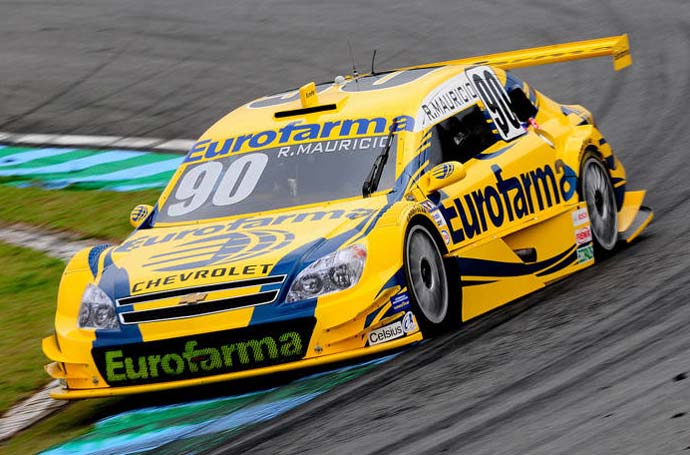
{"left": 43, "top": 35, "right": 653, "bottom": 398}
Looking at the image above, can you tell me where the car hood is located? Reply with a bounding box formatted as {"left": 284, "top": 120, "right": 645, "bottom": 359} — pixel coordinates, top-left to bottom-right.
{"left": 104, "top": 197, "right": 389, "bottom": 298}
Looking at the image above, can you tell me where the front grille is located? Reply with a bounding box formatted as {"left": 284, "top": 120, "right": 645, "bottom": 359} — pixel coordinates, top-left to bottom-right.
{"left": 117, "top": 275, "right": 285, "bottom": 324}
{"left": 93, "top": 317, "right": 316, "bottom": 387}
{"left": 120, "top": 290, "right": 279, "bottom": 324}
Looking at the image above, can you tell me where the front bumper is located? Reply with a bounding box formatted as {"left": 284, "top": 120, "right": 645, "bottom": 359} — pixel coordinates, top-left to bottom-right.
{"left": 44, "top": 331, "right": 420, "bottom": 399}
{"left": 44, "top": 236, "right": 417, "bottom": 399}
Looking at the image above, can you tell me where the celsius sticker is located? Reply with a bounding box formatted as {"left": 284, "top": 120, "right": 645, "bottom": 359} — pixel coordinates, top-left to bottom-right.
{"left": 572, "top": 208, "right": 589, "bottom": 226}
{"left": 577, "top": 244, "right": 594, "bottom": 263}
{"left": 368, "top": 322, "right": 404, "bottom": 346}
{"left": 402, "top": 311, "right": 417, "bottom": 334}
{"left": 575, "top": 226, "right": 592, "bottom": 245}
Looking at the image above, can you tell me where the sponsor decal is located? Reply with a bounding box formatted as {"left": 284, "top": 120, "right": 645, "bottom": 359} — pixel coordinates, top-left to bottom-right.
{"left": 420, "top": 200, "right": 436, "bottom": 212}
{"left": 276, "top": 136, "right": 389, "bottom": 158}
{"left": 401, "top": 311, "right": 417, "bottom": 334}
{"left": 406, "top": 205, "right": 427, "bottom": 224}
{"left": 390, "top": 292, "right": 411, "bottom": 312}
{"left": 575, "top": 226, "right": 593, "bottom": 246}
{"left": 431, "top": 209, "right": 447, "bottom": 227}
{"left": 131, "top": 264, "right": 273, "bottom": 292}
{"left": 143, "top": 229, "right": 292, "bottom": 272}
{"left": 183, "top": 116, "right": 415, "bottom": 162}
{"left": 416, "top": 72, "right": 479, "bottom": 130}
{"left": 368, "top": 311, "right": 418, "bottom": 346}
{"left": 572, "top": 207, "right": 590, "bottom": 226}
{"left": 130, "top": 205, "right": 150, "bottom": 225}
{"left": 441, "top": 229, "right": 451, "bottom": 245}
{"left": 368, "top": 321, "right": 404, "bottom": 346}
{"left": 116, "top": 207, "right": 374, "bottom": 254}
{"left": 432, "top": 163, "right": 456, "bottom": 180}
{"left": 416, "top": 66, "right": 527, "bottom": 140}
{"left": 577, "top": 244, "right": 594, "bottom": 264}
{"left": 439, "top": 161, "right": 577, "bottom": 243}
{"left": 94, "top": 319, "right": 315, "bottom": 386}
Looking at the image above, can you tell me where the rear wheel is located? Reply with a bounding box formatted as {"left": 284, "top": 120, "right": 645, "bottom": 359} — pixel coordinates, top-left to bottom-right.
{"left": 404, "top": 224, "right": 460, "bottom": 336}
{"left": 580, "top": 153, "right": 618, "bottom": 255}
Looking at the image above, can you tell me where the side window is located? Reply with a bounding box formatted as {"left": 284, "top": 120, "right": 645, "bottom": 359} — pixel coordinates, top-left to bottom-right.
{"left": 508, "top": 88, "right": 538, "bottom": 122}
{"left": 434, "top": 105, "right": 498, "bottom": 163}
{"left": 504, "top": 72, "right": 538, "bottom": 122}
{"left": 425, "top": 128, "right": 445, "bottom": 168}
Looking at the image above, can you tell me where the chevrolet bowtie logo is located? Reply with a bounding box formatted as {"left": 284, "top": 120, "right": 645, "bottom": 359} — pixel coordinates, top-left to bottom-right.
{"left": 178, "top": 292, "right": 208, "bottom": 305}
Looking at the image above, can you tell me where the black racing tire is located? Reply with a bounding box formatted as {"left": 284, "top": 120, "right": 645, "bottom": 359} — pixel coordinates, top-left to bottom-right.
{"left": 403, "top": 223, "right": 461, "bottom": 336}
{"left": 579, "top": 152, "right": 619, "bottom": 256}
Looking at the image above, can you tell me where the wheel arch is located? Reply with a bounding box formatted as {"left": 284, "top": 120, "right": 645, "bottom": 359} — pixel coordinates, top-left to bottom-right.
{"left": 403, "top": 214, "right": 462, "bottom": 335}
{"left": 579, "top": 152, "right": 620, "bottom": 254}
{"left": 406, "top": 214, "right": 449, "bottom": 255}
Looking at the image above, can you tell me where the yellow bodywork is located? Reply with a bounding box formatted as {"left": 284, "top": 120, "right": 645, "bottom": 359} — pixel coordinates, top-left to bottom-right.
{"left": 43, "top": 35, "right": 652, "bottom": 399}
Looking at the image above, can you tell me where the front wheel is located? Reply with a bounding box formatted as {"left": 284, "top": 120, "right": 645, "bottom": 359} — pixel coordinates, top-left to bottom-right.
{"left": 404, "top": 224, "right": 460, "bottom": 336}
{"left": 580, "top": 153, "right": 619, "bottom": 255}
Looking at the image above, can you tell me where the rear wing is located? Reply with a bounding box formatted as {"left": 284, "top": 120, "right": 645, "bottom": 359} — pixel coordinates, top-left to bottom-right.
{"left": 401, "top": 34, "right": 632, "bottom": 72}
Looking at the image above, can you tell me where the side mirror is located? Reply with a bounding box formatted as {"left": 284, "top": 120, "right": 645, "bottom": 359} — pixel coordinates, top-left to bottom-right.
{"left": 129, "top": 204, "right": 153, "bottom": 229}
{"left": 422, "top": 161, "right": 466, "bottom": 193}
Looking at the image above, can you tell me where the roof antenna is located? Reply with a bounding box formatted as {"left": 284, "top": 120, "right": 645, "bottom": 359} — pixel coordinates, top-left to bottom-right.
{"left": 371, "top": 49, "right": 378, "bottom": 75}
{"left": 348, "top": 40, "right": 359, "bottom": 85}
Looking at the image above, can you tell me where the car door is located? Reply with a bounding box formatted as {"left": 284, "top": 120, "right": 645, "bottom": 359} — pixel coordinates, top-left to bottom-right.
{"left": 432, "top": 66, "right": 567, "bottom": 250}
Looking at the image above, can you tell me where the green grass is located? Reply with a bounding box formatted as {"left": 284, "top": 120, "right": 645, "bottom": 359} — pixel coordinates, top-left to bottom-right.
{"left": 0, "top": 187, "right": 162, "bottom": 453}
{"left": 0, "top": 243, "right": 66, "bottom": 414}
{"left": 0, "top": 186, "right": 157, "bottom": 412}
{"left": 0, "top": 186, "right": 161, "bottom": 240}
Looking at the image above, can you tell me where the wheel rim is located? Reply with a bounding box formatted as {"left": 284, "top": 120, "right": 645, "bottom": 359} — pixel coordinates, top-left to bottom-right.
{"left": 406, "top": 226, "right": 448, "bottom": 324}
{"left": 583, "top": 159, "right": 618, "bottom": 250}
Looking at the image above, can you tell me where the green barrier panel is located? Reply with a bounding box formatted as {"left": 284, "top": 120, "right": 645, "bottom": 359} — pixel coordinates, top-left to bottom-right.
{"left": 0, "top": 145, "right": 183, "bottom": 191}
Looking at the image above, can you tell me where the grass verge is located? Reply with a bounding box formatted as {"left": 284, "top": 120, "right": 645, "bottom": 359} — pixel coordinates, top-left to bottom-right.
{"left": 0, "top": 183, "right": 164, "bottom": 452}
{"left": 0, "top": 185, "right": 160, "bottom": 240}
{"left": 0, "top": 185, "right": 157, "bottom": 412}
{"left": 0, "top": 243, "right": 66, "bottom": 413}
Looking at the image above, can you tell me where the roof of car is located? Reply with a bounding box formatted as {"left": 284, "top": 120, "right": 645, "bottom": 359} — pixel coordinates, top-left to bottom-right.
{"left": 199, "top": 64, "right": 488, "bottom": 141}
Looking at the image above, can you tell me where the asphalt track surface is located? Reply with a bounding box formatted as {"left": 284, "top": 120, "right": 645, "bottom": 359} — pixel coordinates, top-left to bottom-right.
{"left": 2, "top": 0, "right": 690, "bottom": 453}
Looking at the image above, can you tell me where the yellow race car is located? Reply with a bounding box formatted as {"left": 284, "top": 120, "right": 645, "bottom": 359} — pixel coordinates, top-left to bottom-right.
{"left": 43, "top": 35, "right": 653, "bottom": 399}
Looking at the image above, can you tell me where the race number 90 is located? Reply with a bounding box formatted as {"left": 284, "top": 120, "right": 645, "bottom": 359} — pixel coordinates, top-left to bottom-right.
{"left": 167, "top": 153, "right": 268, "bottom": 217}
{"left": 466, "top": 66, "right": 525, "bottom": 141}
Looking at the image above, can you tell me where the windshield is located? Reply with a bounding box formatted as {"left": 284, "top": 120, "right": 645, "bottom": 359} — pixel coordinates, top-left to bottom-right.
{"left": 156, "top": 135, "right": 397, "bottom": 224}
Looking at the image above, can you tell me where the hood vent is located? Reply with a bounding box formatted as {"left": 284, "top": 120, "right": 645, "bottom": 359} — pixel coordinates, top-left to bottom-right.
{"left": 274, "top": 103, "right": 338, "bottom": 118}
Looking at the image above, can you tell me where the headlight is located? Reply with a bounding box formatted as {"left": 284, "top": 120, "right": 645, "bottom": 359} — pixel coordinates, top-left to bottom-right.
{"left": 78, "top": 284, "right": 118, "bottom": 329}
{"left": 286, "top": 244, "right": 366, "bottom": 303}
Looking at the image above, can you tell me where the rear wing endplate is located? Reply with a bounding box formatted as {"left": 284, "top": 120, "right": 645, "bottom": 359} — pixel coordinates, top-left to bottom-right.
{"left": 401, "top": 34, "right": 632, "bottom": 72}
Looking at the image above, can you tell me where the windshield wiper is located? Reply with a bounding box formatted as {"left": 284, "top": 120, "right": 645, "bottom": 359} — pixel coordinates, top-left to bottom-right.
{"left": 362, "top": 124, "right": 397, "bottom": 198}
